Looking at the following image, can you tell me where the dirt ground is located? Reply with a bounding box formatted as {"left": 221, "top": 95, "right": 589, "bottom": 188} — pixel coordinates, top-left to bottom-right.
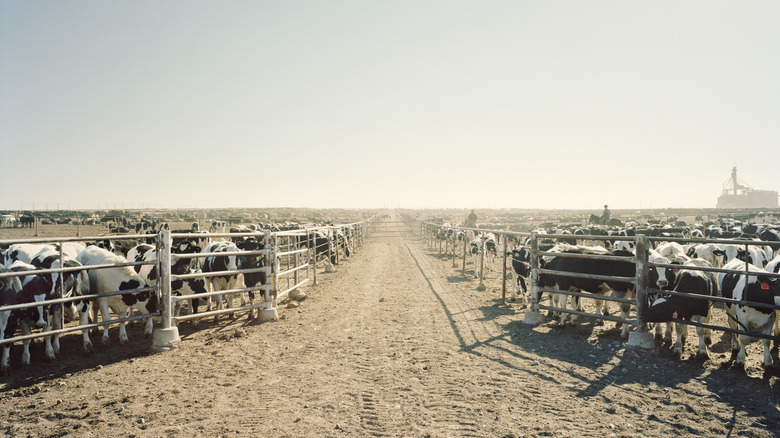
{"left": 1, "top": 223, "right": 780, "bottom": 437}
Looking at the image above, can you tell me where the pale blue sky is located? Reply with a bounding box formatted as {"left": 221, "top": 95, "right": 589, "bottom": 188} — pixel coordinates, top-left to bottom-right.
{"left": 1, "top": 1, "right": 778, "bottom": 211}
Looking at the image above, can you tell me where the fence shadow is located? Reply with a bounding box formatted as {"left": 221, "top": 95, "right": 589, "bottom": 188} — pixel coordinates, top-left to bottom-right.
{"left": 406, "top": 242, "right": 780, "bottom": 437}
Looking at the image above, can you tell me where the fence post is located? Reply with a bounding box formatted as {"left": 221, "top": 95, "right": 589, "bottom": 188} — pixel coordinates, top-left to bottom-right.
{"left": 523, "top": 232, "right": 544, "bottom": 325}
{"left": 628, "top": 234, "right": 654, "bottom": 348}
{"left": 325, "top": 227, "right": 336, "bottom": 272}
{"left": 501, "top": 235, "right": 507, "bottom": 304}
{"left": 151, "top": 230, "right": 180, "bottom": 352}
{"left": 477, "top": 239, "right": 487, "bottom": 291}
{"left": 462, "top": 236, "right": 467, "bottom": 273}
{"left": 310, "top": 229, "right": 318, "bottom": 286}
{"left": 334, "top": 228, "right": 341, "bottom": 265}
{"left": 259, "top": 231, "right": 278, "bottom": 322}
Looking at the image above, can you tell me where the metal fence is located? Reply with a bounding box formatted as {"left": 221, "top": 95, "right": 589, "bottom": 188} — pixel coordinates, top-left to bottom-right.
{"left": 0, "top": 218, "right": 375, "bottom": 368}
{"left": 419, "top": 221, "right": 780, "bottom": 349}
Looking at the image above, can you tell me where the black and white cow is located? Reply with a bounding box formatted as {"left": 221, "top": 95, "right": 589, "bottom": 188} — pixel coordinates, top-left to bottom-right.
{"left": 538, "top": 248, "right": 636, "bottom": 337}
{"left": 3, "top": 243, "right": 51, "bottom": 267}
{"left": 482, "top": 233, "right": 498, "bottom": 271}
{"left": 30, "top": 248, "right": 91, "bottom": 359}
{"left": 1, "top": 265, "right": 24, "bottom": 375}
{"left": 76, "top": 246, "right": 157, "bottom": 346}
{"left": 4, "top": 262, "right": 49, "bottom": 370}
{"left": 469, "top": 236, "right": 484, "bottom": 277}
{"left": 201, "top": 240, "right": 240, "bottom": 320}
{"left": 126, "top": 242, "right": 207, "bottom": 327}
{"left": 645, "top": 259, "right": 719, "bottom": 359}
{"left": 209, "top": 220, "right": 227, "bottom": 233}
{"left": 236, "top": 236, "right": 268, "bottom": 319}
{"left": 509, "top": 247, "right": 531, "bottom": 306}
{"left": 718, "top": 259, "right": 780, "bottom": 372}
{"left": 686, "top": 243, "right": 727, "bottom": 268}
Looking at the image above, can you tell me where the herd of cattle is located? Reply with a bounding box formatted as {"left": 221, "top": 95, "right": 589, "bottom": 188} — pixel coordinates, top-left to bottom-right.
{"left": 0, "top": 220, "right": 358, "bottom": 375}
{"left": 434, "top": 218, "right": 780, "bottom": 372}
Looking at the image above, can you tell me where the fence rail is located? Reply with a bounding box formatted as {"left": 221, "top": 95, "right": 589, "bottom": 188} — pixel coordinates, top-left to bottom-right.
{"left": 419, "top": 220, "right": 780, "bottom": 351}
{"left": 0, "top": 217, "right": 377, "bottom": 357}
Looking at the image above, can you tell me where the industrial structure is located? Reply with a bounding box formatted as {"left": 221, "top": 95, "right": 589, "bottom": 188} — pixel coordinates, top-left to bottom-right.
{"left": 716, "top": 167, "right": 778, "bottom": 209}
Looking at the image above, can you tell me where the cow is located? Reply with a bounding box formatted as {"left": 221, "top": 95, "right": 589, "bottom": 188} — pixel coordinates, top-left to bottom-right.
{"left": 30, "top": 248, "right": 91, "bottom": 360}
{"left": 4, "top": 262, "right": 49, "bottom": 370}
{"left": 201, "top": 240, "right": 241, "bottom": 320}
{"left": 3, "top": 243, "right": 51, "bottom": 267}
{"left": 508, "top": 247, "right": 531, "bottom": 306}
{"left": 482, "top": 233, "right": 499, "bottom": 272}
{"left": 209, "top": 220, "right": 227, "bottom": 233}
{"left": 686, "top": 243, "right": 727, "bottom": 268}
{"left": 538, "top": 248, "right": 636, "bottom": 337}
{"left": 1, "top": 265, "right": 24, "bottom": 375}
{"left": 127, "top": 242, "right": 207, "bottom": 327}
{"left": 235, "top": 236, "right": 268, "bottom": 319}
{"left": 76, "top": 246, "right": 157, "bottom": 345}
{"left": 655, "top": 242, "right": 689, "bottom": 263}
{"left": 645, "top": 259, "right": 719, "bottom": 359}
{"left": 469, "top": 236, "right": 484, "bottom": 277}
{"left": 718, "top": 259, "right": 780, "bottom": 372}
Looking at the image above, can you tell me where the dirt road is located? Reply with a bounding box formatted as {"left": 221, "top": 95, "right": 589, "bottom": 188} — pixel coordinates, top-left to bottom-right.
{"left": 1, "top": 232, "right": 779, "bottom": 437}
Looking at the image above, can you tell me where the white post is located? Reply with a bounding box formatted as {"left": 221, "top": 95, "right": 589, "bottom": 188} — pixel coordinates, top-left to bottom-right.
{"left": 259, "top": 231, "right": 278, "bottom": 322}
{"left": 152, "top": 230, "right": 180, "bottom": 352}
{"left": 325, "top": 227, "right": 336, "bottom": 272}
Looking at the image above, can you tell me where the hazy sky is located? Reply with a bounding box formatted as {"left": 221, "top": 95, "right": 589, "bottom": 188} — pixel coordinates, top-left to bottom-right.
{"left": 1, "top": 1, "right": 778, "bottom": 211}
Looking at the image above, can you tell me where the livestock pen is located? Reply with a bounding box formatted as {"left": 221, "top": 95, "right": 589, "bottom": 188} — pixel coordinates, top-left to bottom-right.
{"left": 0, "top": 217, "right": 376, "bottom": 373}
{"left": 420, "top": 221, "right": 780, "bottom": 372}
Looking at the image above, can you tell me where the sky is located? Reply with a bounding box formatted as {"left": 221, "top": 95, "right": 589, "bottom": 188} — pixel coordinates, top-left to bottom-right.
{"left": 1, "top": 1, "right": 778, "bottom": 211}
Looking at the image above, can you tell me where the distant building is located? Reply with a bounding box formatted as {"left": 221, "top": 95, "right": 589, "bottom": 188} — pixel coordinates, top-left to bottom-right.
{"left": 716, "top": 167, "right": 778, "bottom": 209}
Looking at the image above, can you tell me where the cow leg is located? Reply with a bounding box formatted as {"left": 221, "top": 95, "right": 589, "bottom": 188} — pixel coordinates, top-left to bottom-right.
{"left": 0, "top": 313, "right": 10, "bottom": 374}
{"left": 99, "top": 299, "right": 112, "bottom": 344}
{"left": 673, "top": 322, "right": 686, "bottom": 356}
{"left": 762, "top": 338, "right": 774, "bottom": 372}
{"left": 1, "top": 345, "right": 9, "bottom": 375}
{"left": 116, "top": 306, "right": 130, "bottom": 344}
{"left": 664, "top": 322, "right": 673, "bottom": 343}
{"left": 211, "top": 279, "right": 222, "bottom": 322}
{"left": 44, "top": 307, "right": 64, "bottom": 361}
{"left": 703, "top": 311, "right": 712, "bottom": 345}
{"left": 619, "top": 300, "right": 632, "bottom": 338}
{"left": 695, "top": 316, "right": 710, "bottom": 360}
{"left": 79, "top": 303, "right": 93, "bottom": 355}
{"left": 143, "top": 306, "right": 154, "bottom": 337}
{"left": 726, "top": 308, "right": 741, "bottom": 361}
{"left": 20, "top": 321, "right": 32, "bottom": 367}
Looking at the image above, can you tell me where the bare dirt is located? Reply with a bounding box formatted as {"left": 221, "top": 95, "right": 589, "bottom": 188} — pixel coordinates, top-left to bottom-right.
{"left": 1, "top": 224, "right": 780, "bottom": 437}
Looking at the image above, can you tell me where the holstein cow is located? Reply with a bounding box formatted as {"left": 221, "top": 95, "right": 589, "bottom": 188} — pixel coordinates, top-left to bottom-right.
{"left": 509, "top": 247, "right": 531, "bottom": 306}
{"left": 235, "top": 236, "right": 268, "bottom": 319}
{"left": 469, "top": 236, "right": 484, "bottom": 278}
{"left": 126, "top": 242, "right": 207, "bottom": 327}
{"left": 5, "top": 262, "right": 49, "bottom": 370}
{"left": 76, "top": 246, "right": 157, "bottom": 345}
{"left": 538, "top": 247, "right": 636, "bottom": 337}
{"left": 645, "top": 259, "right": 720, "bottom": 359}
{"left": 766, "top": 255, "right": 780, "bottom": 336}
{"left": 30, "top": 248, "right": 92, "bottom": 360}
{"left": 718, "top": 259, "right": 780, "bottom": 372}
{"left": 0, "top": 265, "right": 24, "bottom": 375}
{"left": 209, "top": 220, "right": 227, "bottom": 233}
{"left": 482, "top": 233, "right": 499, "bottom": 272}
{"left": 201, "top": 240, "right": 241, "bottom": 320}
{"left": 3, "top": 243, "right": 51, "bottom": 267}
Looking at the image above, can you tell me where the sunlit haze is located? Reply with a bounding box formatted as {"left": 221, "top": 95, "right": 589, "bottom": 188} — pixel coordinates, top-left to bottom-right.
{"left": 1, "top": 1, "right": 778, "bottom": 211}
